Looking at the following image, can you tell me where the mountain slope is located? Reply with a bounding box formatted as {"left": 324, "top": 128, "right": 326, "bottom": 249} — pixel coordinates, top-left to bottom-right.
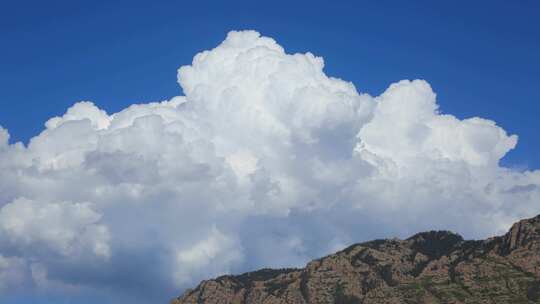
{"left": 172, "top": 215, "right": 540, "bottom": 303}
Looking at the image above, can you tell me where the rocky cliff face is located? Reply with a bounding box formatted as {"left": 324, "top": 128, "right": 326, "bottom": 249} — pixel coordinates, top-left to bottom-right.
{"left": 172, "top": 215, "right": 540, "bottom": 303}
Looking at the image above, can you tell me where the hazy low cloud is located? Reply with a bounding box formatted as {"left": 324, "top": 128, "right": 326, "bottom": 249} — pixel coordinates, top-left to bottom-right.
{"left": 0, "top": 30, "right": 538, "bottom": 302}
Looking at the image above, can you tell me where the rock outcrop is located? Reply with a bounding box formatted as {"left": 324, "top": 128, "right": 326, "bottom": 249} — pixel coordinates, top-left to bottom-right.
{"left": 172, "top": 214, "right": 540, "bottom": 303}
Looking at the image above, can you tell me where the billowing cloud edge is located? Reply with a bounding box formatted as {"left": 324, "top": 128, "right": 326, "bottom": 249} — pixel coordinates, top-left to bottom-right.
{"left": 0, "top": 30, "right": 538, "bottom": 301}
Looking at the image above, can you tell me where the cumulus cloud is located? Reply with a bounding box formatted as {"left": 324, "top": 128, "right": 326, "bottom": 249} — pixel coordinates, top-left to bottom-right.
{"left": 356, "top": 80, "right": 518, "bottom": 170}
{"left": 0, "top": 198, "right": 110, "bottom": 258}
{"left": 174, "top": 226, "right": 243, "bottom": 286}
{"left": 0, "top": 30, "right": 538, "bottom": 302}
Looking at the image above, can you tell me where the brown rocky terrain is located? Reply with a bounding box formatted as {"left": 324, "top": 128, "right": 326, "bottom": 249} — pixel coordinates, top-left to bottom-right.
{"left": 172, "top": 214, "right": 540, "bottom": 303}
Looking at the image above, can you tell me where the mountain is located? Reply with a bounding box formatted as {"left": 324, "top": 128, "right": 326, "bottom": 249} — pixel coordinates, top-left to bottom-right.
{"left": 172, "top": 215, "right": 540, "bottom": 303}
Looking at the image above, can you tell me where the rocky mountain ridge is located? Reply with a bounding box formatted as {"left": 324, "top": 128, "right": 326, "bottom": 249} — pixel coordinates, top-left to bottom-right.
{"left": 172, "top": 214, "right": 540, "bottom": 303}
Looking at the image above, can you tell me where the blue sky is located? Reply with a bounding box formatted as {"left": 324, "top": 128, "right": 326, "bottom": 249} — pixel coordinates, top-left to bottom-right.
{"left": 1, "top": 1, "right": 540, "bottom": 304}
{"left": 1, "top": 0, "right": 539, "bottom": 168}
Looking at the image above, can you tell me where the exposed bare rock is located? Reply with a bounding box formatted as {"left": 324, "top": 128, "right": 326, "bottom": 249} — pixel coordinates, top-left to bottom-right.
{"left": 172, "top": 214, "right": 540, "bottom": 303}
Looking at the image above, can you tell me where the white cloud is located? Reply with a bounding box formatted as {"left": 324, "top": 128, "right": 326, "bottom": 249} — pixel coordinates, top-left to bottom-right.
{"left": 0, "top": 197, "right": 110, "bottom": 258}
{"left": 45, "top": 101, "right": 111, "bottom": 130}
{"left": 356, "top": 80, "right": 518, "bottom": 171}
{"left": 0, "top": 30, "right": 538, "bottom": 302}
{"left": 174, "top": 227, "right": 243, "bottom": 286}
